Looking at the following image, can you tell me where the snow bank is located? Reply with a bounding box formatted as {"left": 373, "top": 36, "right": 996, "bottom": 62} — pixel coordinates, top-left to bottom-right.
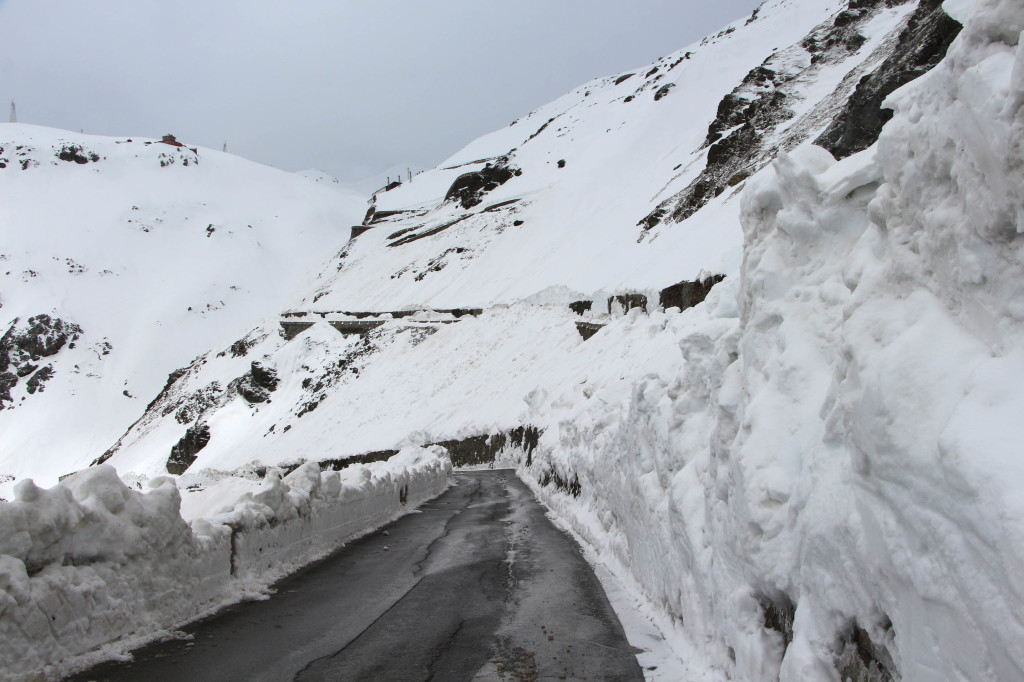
{"left": 0, "top": 447, "right": 451, "bottom": 681}
{"left": 520, "top": 0, "right": 1024, "bottom": 678}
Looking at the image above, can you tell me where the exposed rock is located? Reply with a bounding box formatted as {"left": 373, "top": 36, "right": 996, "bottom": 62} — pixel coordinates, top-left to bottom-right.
{"left": 758, "top": 592, "right": 796, "bottom": 654}
{"left": 575, "top": 322, "right": 605, "bottom": 341}
{"left": 639, "top": 0, "right": 947, "bottom": 233}
{"left": 236, "top": 361, "right": 279, "bottom": 404}
{"left": 0, "top": 314, "right": 82, "bottom": 409}
{"left": 835, "top": 621, "right": 898, "bottom": 682}
{"left": 144, "top": 366, "right": 188, "bottom": 413}
{"left": 0, "top": 372, "right": 17, "bottom": 408}
{"left": 166, "top": 422, "right": 211, "bottom": 475}
{"left": 229, "top": 337, "right": 257, "bottom": 358}
{"left": 443, "top": 157, "right": 520, "bottom": 210}
{"left": 24, "top": 365, "right": 54, "bottom": 395}
{"left": 659, "top": 274, "right": 726, "bottom": 311}
{"left": 171, "top": 382, "right": 223, "bottom": 424}
{"left": 607, "top": 293, "right": 647, "bottom": 314}
{"left": 815, "top": 0, "right": 961, "bottom": 159}
{"left": 654, "top": 83, "right": 676, "bottom": 101}
{"left": 569, "top": 300, "right": 593, "bottom": 316}
{"left": 413, "top": 247, "right": 470, "bottom": 282}
{"left": 55, "top": 144, "right": 98, "bottom": 164}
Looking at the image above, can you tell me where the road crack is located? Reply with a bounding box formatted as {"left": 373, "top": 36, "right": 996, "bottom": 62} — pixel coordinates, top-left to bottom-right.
{"left": 424, "top": 618, "right": 466, "bottom": 681}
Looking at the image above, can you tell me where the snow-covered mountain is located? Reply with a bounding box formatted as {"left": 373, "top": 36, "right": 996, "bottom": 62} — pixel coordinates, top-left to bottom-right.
{"left": 0, "top": 126, "right": 365, "bottom": 489}
{"left": 90, "top": 0, "right": 959, "bottom": 484}
{"left": 7, "top": 0, "right": 1024, "bottom": 678}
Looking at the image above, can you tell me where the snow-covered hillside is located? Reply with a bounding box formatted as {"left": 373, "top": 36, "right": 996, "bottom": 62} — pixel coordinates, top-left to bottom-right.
{"left": 90, "top": 0, "right": 960, "bottom": 495}
{"left": 301, "top": 0, "right": 955, "bottom": 311}
{"left": 0, "top": 125, "right": 364, "bottom": 491}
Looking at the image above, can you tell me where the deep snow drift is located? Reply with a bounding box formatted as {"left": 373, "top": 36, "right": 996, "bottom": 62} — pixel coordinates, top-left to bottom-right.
{"left": 518, "top": 0, "right": 1024, "bottom": 678}
{"left": 0, "top": 447, "right": 450, "bottom": 681}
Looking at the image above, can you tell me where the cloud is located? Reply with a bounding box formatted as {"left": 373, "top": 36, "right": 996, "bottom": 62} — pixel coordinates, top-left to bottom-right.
{"left": 0, "top": 0, "right": 762, "bottom": 184}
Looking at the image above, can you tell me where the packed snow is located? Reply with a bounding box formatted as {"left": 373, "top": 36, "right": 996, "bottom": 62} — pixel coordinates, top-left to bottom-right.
{"left": 514, "top": 0, "right": 1024, "bottom": 678}
{"left": 0, "top": 447, "right": 450, "bottom": 681}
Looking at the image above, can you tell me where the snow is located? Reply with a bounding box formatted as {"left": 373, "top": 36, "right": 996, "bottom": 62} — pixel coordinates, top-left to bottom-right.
{"left": 512, "top": 0, "right": 1024, "bottom": 677}
{"left": 0, "top": 125, "right": 366, "bottom": 490}
{"left": 298, "top": 0, "right": 882, "bottom": 313}
{"left": 0, "top": 447, "right": 450, "bottom": 681}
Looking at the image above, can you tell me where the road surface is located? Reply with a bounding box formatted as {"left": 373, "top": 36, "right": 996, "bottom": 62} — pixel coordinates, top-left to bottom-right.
{"left": 72, "top": 471, "right": 645, "bottom": 681}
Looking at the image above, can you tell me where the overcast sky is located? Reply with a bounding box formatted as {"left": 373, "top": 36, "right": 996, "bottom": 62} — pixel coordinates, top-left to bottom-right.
{"left": 0, "top": 1, "right": 762, "bottom": 186}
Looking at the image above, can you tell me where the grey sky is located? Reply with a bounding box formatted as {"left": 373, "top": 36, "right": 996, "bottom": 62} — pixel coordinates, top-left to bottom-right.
{"left": 0, "top": 1, "right": 762, "bottom": 186}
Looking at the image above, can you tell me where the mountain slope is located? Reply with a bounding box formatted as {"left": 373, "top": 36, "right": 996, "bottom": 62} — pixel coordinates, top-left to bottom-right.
{"left": 0, "top": 125, "right": 364, "bottom": 489}
{"left": 300, "top": 0, "right": 953, "bottom": 312}
{"left": 90, "top": 0, "right": 961, "bottom": 489}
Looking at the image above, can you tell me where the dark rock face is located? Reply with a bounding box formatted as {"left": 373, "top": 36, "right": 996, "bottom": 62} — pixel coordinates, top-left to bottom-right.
{"left": 0, "top": 314, "right": 82, "bottom": 409}
{"left": 229, "top": 337, "right": 257, "bottom": 358}
{"left": 56, "top": 144, "right": 98, "bottom": 164}
{"left": 654, "top": 83, "right": 676, "bottom": 101}
{"left": 638, "top": 0, "right": 953, "bottom": 233}
{"left": 433, "top": 425, "right": 542, "bottom": 468}
{"left": 607, "top": 293, "right": 647, "bottom": 314}
{"left": 0, "top": 372, "right": 17, "bottom": 406}
{"left": 172, "top": 382, "right": 223, "bottom": 425}
{"left": 815, "top": 0, "right": 961, "bottom": 159}
{"left": 25, "top": 366, "right": 54, "bottom": 394}
{"left": 277, "top": 427, "right": 542, "bottom": 474}
{"left": 569, "top": 300, "right": 593, "bottom": 316}
{"left": 659, "top": 275, "right": 726, "bottom": 311}
{"left": 236, "top": 361, "right": 279, "bottom": 404}
{"left": 835, "top": 621, "right": 898, "bottom": 682}
{"left": 575, "top": 322, "right": 605, "bottom": 341}
{"left": 444, "top": 157, "right": 520, "bottom": 210}
{"left": 758, "top": 592, "right": 796, "bottom": 654}
{"left": 166, "top": 422, "right": 211, "bottom": 475}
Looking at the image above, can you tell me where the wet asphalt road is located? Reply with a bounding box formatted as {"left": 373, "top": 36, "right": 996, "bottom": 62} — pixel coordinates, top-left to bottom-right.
{"left": 71, "top": 471, "right": 644, "bottom": 682}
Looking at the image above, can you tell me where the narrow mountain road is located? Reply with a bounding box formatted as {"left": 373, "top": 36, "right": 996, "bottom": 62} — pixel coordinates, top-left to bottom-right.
{"left": 72, "top": 471, "right": 644, "bottom": 682}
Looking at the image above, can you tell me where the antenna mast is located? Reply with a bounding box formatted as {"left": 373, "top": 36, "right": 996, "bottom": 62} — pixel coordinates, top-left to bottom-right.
{"left": 9, "top": 100, "right": 16, "bottom": 123}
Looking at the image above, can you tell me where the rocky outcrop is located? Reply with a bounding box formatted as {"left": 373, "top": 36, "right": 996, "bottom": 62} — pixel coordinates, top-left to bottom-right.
{"left": 236, "top": 361, "right": 279, "bottom": 404}
{"left": 55, "top": 144, "right": 99, "bottom": 164}
{"left": 444, "top": 157, "right": 521, "bottom": 209}
{"left": 639, "top": 0, "right": 956, "bottom": 232}
{"left": 166, "top": 422, "right": 211, "bottom": 475}
{"left": 815, "top": 0, "right": 961, "bottom": 158}
{"left": 0, "top": 314, "right": 82, "bottom": 409}
{"left": 659, "top": 275, "right": 726, "bottom": 311}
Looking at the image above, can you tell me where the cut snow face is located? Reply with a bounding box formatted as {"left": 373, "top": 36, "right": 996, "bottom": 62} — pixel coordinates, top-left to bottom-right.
{"left": 0, "top": 124, "right": 366, "bottom": 491}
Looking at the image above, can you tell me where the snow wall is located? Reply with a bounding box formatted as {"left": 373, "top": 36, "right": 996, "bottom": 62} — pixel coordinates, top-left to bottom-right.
{"left": 521, "top": 0, "right": 1024, "bottom": 679}
{"left": 0, "top": 446, "right": 451, "bottom": 682}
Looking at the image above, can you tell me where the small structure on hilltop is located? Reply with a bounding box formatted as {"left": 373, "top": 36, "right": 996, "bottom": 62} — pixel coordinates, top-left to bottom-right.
{"left": 160, "top": 134, "right": 184, "bottom": 148}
